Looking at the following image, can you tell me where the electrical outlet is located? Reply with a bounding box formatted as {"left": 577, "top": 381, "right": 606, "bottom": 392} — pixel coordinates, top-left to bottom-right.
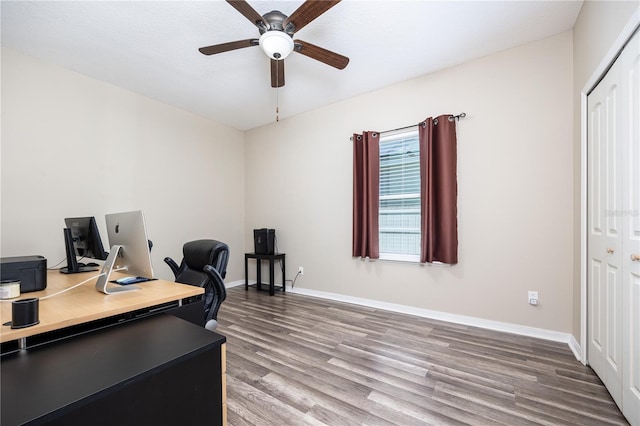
{"left": 528, "top": 291, "right": 539, "bottom": 306}
{"left": 298, "top": 266, "right": 304, "bottom": 275}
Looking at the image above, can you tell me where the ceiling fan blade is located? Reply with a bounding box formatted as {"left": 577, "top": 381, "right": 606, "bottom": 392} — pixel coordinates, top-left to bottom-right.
{"left": 199, "top": 39, "right": 258, "bottom": 55}
{"left": 283, "top": 0, "right": 341, "bottom": 33}
{"left": 271, "top": 59, "right": 285, "bottom": 87}
{"left": 294, "top": 40, "right": 349, "bottom": 69}
{"left": 226, "top": 0, "right": 267, "bottom": 28}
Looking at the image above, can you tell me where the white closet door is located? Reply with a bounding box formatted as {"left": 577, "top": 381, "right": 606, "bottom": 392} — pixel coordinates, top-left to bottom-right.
{"left": 588, "top": 27, "right": 640, "bottom": 426}
{"left": 621, "top": 28, "right": 640, "bottom": 426}
{"left": 587, "top": 55, "right": 624, "bottom": 405}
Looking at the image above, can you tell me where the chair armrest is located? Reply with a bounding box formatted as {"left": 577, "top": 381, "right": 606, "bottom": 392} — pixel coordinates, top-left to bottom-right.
{"left": 203, "top": 265, "right": 227, "bottom": 321}
{"left": 163, "top": 257, "right": 180, "bottom": 278}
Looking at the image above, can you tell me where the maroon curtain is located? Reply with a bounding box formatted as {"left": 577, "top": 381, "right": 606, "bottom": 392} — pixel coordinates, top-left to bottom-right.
{"left": 352, "top": 131, "right": 380, "bottom": 259}
{"left": 419, "top": 115, "right": 458, "bottom": 264}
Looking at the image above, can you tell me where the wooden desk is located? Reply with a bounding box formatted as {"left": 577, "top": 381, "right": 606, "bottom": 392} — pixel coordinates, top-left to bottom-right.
{"left": 0, "top": 270, "right": 203, "bottom": 345}
{"left": 0, "top": 271, "right": 229, "bottom": 425}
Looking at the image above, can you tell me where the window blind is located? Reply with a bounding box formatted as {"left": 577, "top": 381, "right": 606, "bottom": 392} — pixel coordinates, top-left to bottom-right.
{"left": 379, "top": 130, "right": 420, "bottom": 256}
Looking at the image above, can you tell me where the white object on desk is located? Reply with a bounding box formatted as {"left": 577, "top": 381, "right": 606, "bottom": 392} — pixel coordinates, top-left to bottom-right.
{"left": 95, "top": 245, "right": 140, "bottom": 294}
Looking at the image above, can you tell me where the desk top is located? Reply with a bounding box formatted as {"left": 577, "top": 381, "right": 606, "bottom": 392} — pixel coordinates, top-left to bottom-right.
{"left": 0, "top": 270, "right": 203, "bottom": 343}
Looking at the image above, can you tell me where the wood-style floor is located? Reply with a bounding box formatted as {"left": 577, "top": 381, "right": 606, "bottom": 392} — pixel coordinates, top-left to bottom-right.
{"left": 216, "top": 286, "right": 628, "bottom": 426}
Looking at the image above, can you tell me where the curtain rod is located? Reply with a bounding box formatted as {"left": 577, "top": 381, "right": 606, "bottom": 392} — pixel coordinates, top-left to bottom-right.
{"left": 350, "top": 113, "right": 466, "bottom": 141}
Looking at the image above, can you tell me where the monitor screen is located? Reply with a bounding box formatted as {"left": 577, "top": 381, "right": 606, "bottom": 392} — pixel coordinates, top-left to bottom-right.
{"left": 105, "top": 210, "right": 154, "bottom": 279}
{"left": 64, "top": 217, "right": 108, "bottom": 261}
{"left": 60, "top": 216, "right": 108, "bottom": 274}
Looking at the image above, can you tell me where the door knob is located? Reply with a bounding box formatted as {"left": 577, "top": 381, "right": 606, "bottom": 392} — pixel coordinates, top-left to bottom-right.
{"left": 606, "top": 247, "right": 615, "bottom": 254}
{"left": 632, "top": 253, "right": 640, "bottom": 262}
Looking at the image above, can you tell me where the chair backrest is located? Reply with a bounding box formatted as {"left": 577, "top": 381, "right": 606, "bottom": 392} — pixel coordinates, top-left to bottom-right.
{"left": 183, "top": 239, "right": 229, "bottom": 279}
{"left": 164, "top": 239, "right": 229, "bottom": 327}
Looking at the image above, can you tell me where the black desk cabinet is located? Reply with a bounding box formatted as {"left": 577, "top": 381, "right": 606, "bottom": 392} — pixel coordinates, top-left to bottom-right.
{"left": 1, "top": 314, "right": 226, "bottom": 426}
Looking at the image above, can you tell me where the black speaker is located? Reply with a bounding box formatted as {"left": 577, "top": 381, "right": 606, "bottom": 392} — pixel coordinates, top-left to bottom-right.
{"left": 254, "top": 229, "right": 275, "bottom": 255}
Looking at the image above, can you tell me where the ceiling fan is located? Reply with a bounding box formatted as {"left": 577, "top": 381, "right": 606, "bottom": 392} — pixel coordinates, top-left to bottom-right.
{"left": 199, "top": 0, "right": 349, "bottom": 88}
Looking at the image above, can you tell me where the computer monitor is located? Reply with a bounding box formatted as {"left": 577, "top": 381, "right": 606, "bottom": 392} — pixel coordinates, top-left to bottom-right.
{"left": 95, "top": 210, "right": 154, "bottom": 294}
{"left": 60, "top": 216, "right": 108, "bottom": 274}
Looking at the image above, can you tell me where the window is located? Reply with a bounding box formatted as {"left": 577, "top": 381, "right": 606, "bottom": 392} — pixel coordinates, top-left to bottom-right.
{"left": 379, "top": 128, "right": 420, "bottom": 261}
{"left": 353, "top": 116, "right": 458, "bottom": 264}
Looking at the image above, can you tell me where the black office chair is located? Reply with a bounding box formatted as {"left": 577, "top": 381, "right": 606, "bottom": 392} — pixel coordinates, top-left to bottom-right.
{"left": 164, "top": 239, "right": 229, "bottom": 331}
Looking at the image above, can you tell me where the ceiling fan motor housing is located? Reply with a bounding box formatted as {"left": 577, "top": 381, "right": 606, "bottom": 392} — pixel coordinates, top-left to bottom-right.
{"left": 259, "top": 10, "right": 295, "bottom": 35}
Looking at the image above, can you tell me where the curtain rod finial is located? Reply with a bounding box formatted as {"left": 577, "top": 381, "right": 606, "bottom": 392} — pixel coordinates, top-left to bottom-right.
{"left": 448, "top": 112, "right": 466, "bottom": 121}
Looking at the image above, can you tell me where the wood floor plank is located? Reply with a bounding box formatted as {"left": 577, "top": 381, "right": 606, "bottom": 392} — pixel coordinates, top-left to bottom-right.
{"left": 327, "top": 356, "right": 438, "bottom": 396}
{"left": 367, "top": 390, "right": 470, "bottom": 426}
{"left": 227, "top": 379, "right": 324, "bottom": 426}
{"left": 431, "top": 386, "right": 549, "bottom": 426}
{"left": 514, "top": 387, "right": 628, "bottom": 425}
{"left": 217, "top": 287, "right": 629, "bottom": 426}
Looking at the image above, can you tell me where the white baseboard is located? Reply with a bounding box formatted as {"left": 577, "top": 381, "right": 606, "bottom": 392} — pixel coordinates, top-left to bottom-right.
{"left": 228, "top": 281, "right": 581, "bottom": 361}
{"left": 568, "top": 334, "right": 584, "bottom": 364}
{"left": 225, "top": 280, "right": 245, "bottom": 289}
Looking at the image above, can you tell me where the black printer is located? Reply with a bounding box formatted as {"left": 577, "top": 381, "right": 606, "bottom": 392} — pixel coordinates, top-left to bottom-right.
{"left": 0, "top": 256, "right": 47, "bottom": 293}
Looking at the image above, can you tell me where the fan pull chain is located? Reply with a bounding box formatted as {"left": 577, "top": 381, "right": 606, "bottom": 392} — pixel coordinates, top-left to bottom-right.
{"left": 276, "top": 60, "right": 280, "bottom": 122}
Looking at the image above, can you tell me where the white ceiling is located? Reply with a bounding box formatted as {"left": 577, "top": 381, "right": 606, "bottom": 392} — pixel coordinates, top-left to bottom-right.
{"left": 1, "top": 1, "right": 582, "bottom": 131}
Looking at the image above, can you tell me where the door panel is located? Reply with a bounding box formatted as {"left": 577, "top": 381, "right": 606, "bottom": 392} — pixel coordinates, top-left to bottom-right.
{"left": 588, "top": 53, "right": 624, "bottom": 407}
{"left": 589, "top": 258, "right": 603, "bottom": 369}
{"left": 590, "top": 102, "right": 603, "bottom": 237}
{"left": 605, "top": 84, "right": 620, "bottom": 240}
{"left": 588, "top": 27, "right": 639, "bottom": 425}
{"left": 621, "top": 29, "right": 640, "bottom": 426}
{"left": 588, "top": 93, "right": 606, "bottom": 383}
{"left": 605, "top": 262, "right": 622, "bottom": 402}
{"left": 626, "top": 272, "right": 640, "bottom": 424}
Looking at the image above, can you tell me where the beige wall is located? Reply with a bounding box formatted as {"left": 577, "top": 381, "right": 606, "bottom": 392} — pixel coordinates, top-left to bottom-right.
{"left": 1, "top": 48, "right": 246, "bottom": 282}
{"left": 245, "top": 32, "right": 575, "bottom": 332}
{"left": 571, "top": 2, "right": 639, "bottom": 344}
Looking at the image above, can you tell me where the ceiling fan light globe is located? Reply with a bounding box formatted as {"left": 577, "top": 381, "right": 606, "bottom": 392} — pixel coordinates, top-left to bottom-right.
{"left": 259, "top": 30, "right": 294, "bottom": 60}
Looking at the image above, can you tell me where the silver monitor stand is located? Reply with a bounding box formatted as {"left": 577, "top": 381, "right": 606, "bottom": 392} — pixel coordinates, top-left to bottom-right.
{"left": 95, "top": 245, "right": 140, "bottom": 294}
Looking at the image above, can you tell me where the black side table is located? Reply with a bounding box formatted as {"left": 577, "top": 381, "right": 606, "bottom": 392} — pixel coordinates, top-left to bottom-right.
{"left": 244, "top": 253, "right": 286, "bottom": 296}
